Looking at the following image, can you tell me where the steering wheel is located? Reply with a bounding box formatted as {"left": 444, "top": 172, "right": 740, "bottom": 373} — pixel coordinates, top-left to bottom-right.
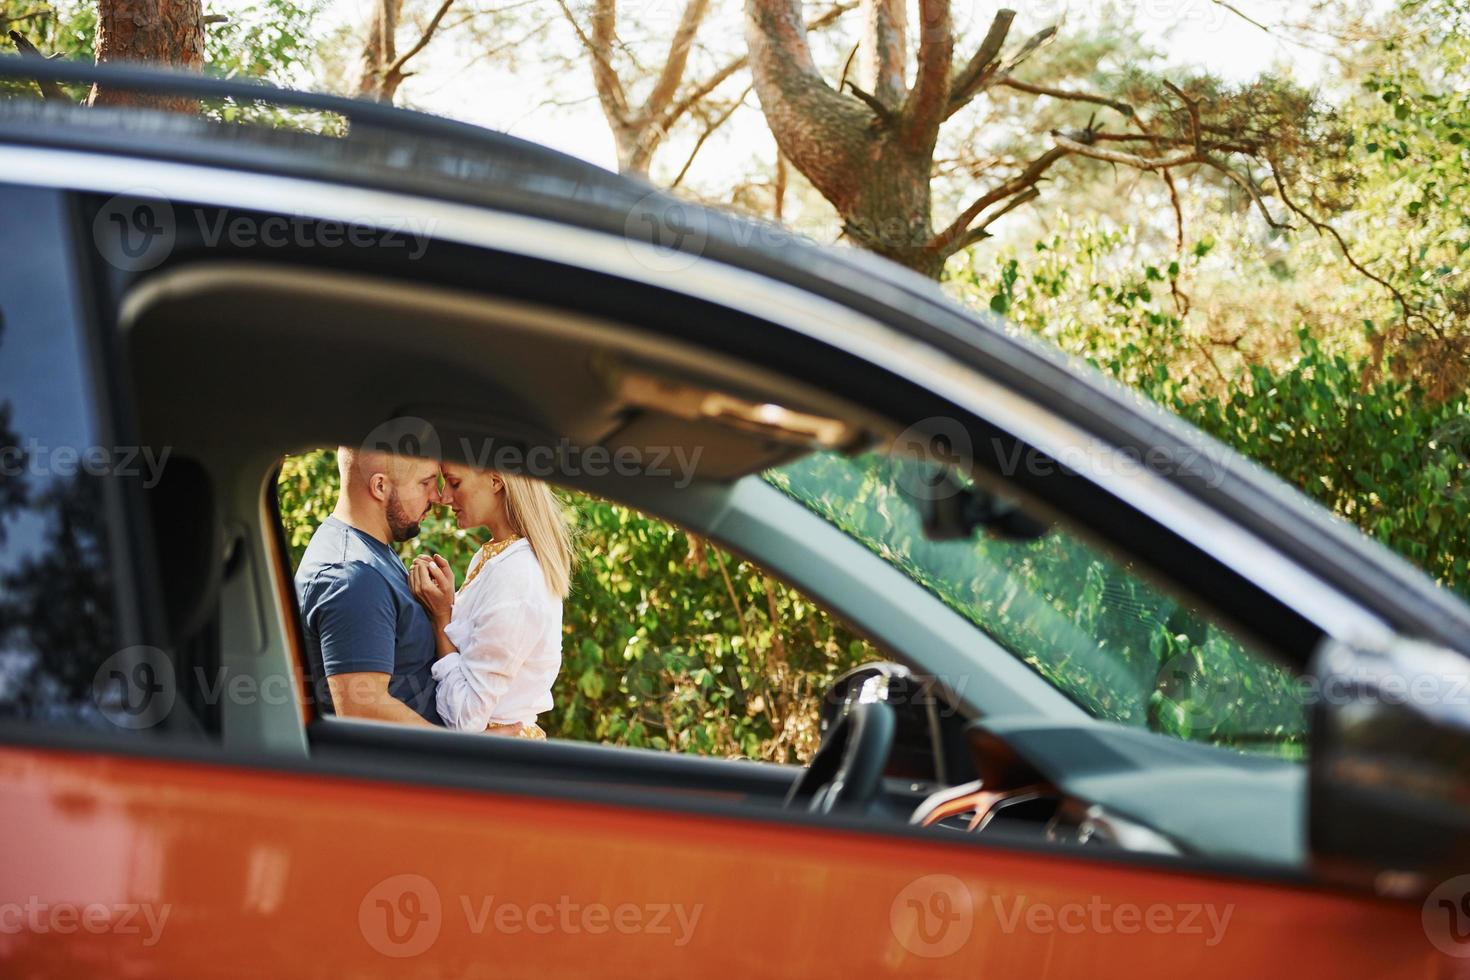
{"left": 784, "top": 699, "right": 897, "bottom": 815}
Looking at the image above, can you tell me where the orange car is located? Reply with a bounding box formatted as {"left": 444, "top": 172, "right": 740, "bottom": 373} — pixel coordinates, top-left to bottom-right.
{"left": 1, "top": 59, "right": 1468, "bottom": 978}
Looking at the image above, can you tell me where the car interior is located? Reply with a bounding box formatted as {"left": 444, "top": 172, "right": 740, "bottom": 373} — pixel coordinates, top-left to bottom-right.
{"left": 96, "top": 198, "right": 1309, "bottom": 874}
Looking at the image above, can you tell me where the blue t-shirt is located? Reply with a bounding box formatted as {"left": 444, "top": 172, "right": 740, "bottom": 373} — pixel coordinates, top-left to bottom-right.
{"left": 294, "top": 516, "right": 441, "bottom": 725}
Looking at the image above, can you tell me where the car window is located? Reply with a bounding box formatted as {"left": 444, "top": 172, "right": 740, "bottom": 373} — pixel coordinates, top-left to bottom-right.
{"left": 277, "top": 449, "right": 883, "bottom": 762}
{"left": 0, "top": 189, "right": 132, "bottom": 730}
{"left": 765, "top": 452, "right": 1308, "bottom": 758}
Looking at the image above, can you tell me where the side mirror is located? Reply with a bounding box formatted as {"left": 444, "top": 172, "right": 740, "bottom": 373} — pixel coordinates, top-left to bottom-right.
{"left": 1308, "top": 637, "right": 1470, "bottom": 893}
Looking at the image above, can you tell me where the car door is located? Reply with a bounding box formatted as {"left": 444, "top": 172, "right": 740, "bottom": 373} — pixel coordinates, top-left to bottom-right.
{"left": 0, "top": 156, "right": 1456, "bottom": 980}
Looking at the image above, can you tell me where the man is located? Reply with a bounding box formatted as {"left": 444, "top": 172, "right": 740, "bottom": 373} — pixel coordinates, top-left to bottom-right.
{"left": 295, "top": 447, "right": 444, "bottom": 726}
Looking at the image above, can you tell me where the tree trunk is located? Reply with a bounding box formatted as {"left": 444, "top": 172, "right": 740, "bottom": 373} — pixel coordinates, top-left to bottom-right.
{"left": 355, "top": 0, "right": 404, "bottom": 102}
{"left": 88, "top": 0, "right": 204, "bottom": 112}
{"left": 745, "top": 0, "right": 954, "bottom": 277}
{"left": 843, "top": 137, "right": 944, "bottom": 277}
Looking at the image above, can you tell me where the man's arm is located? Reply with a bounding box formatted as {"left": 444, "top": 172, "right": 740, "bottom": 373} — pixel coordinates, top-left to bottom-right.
{"left": 307, "top": 566, "right": 432, "bottom": 728}
{"left": 327, "top": 671, "right": 435, "bottom": 727}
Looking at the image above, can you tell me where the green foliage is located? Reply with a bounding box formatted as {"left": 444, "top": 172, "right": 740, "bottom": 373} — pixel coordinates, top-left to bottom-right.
{"left": 2, "top": 0, "right": 335, "bottom": 131}
{"left": 275, "top": 452, "right": 879, "bottom": 763}
{"left": 1, "top": 0, "right": 95, "bottom": 102}
{"left": 205, "top": 0, "right": 320, "bottom": 83}
{"left": 767, "top": 453, "right": 1307, "bottom": 755}
{"left": 949, "top": 222, "right": 1470, "bottom": 601}
{"left": 1317, "top": 0, "right": 1470, "bottom": 393}
{"left": 200, "top": 0, "right": 342, "bottom": 131}
{"left": 1179, "top": 333, "right": 1470, "bottom": 591}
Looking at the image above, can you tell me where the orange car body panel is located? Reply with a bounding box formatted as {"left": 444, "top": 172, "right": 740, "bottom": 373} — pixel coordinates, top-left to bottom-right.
{"left": 0, "top": 745, "right": 1450, "bottom": 978}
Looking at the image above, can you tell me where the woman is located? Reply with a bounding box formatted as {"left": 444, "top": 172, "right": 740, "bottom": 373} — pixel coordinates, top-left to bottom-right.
{"left": 408, "top": 462, "right": 573, "bottom": 738}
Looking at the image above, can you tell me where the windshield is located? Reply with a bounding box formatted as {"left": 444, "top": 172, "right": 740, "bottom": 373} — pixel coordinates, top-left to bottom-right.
{"left": 766, "top": 452, "right": 1307, "bottom": 758}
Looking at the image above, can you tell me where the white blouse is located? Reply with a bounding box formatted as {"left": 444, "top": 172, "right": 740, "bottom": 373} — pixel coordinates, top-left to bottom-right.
{"left": 431, "top": 538, "right": 563, "bottom": 730}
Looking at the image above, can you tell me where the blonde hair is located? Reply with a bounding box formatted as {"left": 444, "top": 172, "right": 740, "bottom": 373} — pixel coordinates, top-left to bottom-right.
{"left": 500, "top": 472, "right": 575, "bottom": 599}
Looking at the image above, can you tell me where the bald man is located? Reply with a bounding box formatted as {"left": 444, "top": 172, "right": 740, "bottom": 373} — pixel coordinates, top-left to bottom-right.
{"left": 294, "top": 447, "right": 445, "bottom": 726}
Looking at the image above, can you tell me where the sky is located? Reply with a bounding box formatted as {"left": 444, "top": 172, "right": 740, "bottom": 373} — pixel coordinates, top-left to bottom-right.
{"left": 294, "top": 0, "right": 1337, "bottom": 178}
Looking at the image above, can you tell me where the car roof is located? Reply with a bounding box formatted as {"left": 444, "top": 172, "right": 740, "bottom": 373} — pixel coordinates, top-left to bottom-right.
{"left": 3, "top": 58, "right": 1468, "bottom": 653}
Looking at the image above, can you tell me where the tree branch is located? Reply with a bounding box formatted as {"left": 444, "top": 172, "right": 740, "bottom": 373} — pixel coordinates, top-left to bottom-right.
{"left": 669, "top": 84, "right": 751, "bottom": 188}
{"left": 952, "top": 186, "right": 1039, "bottom": 251}
{"left": 0, "top": 9, "right": 50, "bottom": 26}
{"left": 1267, "top": 162, "right": 1443, "bottom": 339}
{"left": 1162, "top": 167, "right": 1185, "bottom": 251}
{"left": 997, "top": 77, "right": 1134, "bottom": 117}
{"left": 1052, "top": 125, "right": 1291, "bottom": 230}
{"left": 1201, "top": 157, "right": 1290, "bottom": 229}
{"left": 998, "top": 24, "right": 1056, "bottom": 74}
{"left": 862, "top": 0, "right": 906, "bottom": 108}
{"left": 7, "top": 30, "right": 66, "bottom": 102}
{"left": 1207, "top": 0, "right": 1274, "bottom": 35}
{"left": 639, "top": 0, "right": 710, "bottom": 127}
{"left": 662, "top": 2, "right": 852, "bottom": 135}
{"left": 902, "top": 0, "right": 953, "bottom": 149}
{"left": 385, "top": 0, "right": 455, "bottom": 83}
{"left": 556, "top": 0, "right": 627, "bottom": 122}
{"left": 844, "top": 80, "right": 893, "bottom": 125}
{"left": 945, "top": 7, "right": 1013, "bottom": 118}
{"left": 931, "top": 146, "right": 1069, "bottom": 256}
{"left": 1049, "top": 132, "right": 1200, "bottom": 169}
{"left": 744, "top": 0, "right": 873, "bottom": 205}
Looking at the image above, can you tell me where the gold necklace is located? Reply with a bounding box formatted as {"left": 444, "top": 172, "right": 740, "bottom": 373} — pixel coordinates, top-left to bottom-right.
{"left": 459, "top": 534, "right": 522, "bottom": 592}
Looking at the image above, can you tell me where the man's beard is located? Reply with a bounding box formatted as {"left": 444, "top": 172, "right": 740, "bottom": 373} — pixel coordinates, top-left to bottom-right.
{"left": 386, "top": 489, "right": 423, "bottom": 542}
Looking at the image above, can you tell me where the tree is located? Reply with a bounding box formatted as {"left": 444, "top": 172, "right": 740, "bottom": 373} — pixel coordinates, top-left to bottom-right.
{"left": 87, "top": 0, "right": 203, "bottom": 110}
{"left": 7, "top": 0, "right": 321, "bottom": 122}
{"left": 742, "top": 0, "right": 1332, "bottom": 278}
{"left": 353, "top": 0, "right": 457, "bottom": 103}
{"left": 553, "top": 0, "right": 851, "bottom": 175}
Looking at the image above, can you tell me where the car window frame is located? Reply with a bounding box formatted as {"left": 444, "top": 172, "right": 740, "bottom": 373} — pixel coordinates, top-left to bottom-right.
{"left": 0, "top": 159, "right": 1387, "bottom": 881}
{"left": 0, "top": 183, "right": 199, "bottom": 736}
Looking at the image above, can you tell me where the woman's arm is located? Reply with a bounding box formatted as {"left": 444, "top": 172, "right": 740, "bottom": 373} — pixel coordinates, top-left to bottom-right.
{"left": 431, "top": 597, "right": 545, "bottom": 732}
